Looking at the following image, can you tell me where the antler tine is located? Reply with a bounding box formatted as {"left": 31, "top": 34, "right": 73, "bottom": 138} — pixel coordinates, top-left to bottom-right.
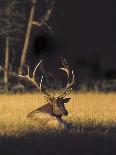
{"left": 18, "top": 60, "right": 42, "bottom": 90}
{"left": 66, "top": 70, "right": 75, "bottom": 89}
{"left": 58, "top": 58, "right": 75, "bottom": 98}
{"left": 32, "top": 60, "right": 42, "bottom": 80}
{"left": 60, "top": 57, "right": 69, "bottom": 79}
{"left": 63, "top": 57, "right": 69, "bottom": 69}
{"left": 19, "top": 60, "right": 53, "bottom": 98}
{"left": 19, "top": 61, "right": 42, "bottom": 90}
{"left": 40, "top": 75, "right": 44, "bottom": 90}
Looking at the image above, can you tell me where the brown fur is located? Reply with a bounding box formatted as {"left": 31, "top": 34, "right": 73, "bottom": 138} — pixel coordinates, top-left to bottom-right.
{"left": 27, "top": 103, "right": 53, "bottom": 117}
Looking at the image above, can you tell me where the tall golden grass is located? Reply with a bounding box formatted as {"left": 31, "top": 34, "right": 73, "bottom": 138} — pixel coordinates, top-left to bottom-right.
{"left": 0, "top": 92, "right": 116, "bottom": 136}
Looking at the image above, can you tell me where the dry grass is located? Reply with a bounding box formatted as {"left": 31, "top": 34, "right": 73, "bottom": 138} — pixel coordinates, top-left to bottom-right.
{"left": 0, "top": 92, "right": 116, "bottom": 136}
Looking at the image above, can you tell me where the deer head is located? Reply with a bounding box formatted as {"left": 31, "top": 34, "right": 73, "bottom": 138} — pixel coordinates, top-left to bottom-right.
{"left": 19, "top": 58, "right": 74, "bottom": 119}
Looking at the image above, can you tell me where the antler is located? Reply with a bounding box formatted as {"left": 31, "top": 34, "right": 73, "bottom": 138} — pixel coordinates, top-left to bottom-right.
{"left": 58, "top": 57, "right": 75, "bottom": 98}
{"left": 19, "top": 60, "right": 52, "bottom": 98}
{"left": 18, "top": 58, "right": 74, "bottom": 99}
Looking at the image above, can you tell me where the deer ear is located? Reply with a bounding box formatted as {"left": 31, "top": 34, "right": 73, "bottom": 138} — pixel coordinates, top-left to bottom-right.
{"left": 63, "top": 98, "right": 71, "bottom": 103}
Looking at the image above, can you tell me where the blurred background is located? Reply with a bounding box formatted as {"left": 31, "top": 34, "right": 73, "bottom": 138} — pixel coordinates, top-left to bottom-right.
{"left": 0, "top": 0, "right": 114, "bottom": 92}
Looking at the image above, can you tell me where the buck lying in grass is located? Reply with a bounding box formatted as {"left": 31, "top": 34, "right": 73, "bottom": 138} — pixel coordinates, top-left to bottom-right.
{"left": 19, "top": 58, "right": 74, "bottom": 129}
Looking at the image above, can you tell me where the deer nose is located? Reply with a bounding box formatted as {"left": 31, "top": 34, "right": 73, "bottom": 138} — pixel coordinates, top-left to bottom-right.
{"left": 64, "top": 110, "right": 68, "bottom": 116}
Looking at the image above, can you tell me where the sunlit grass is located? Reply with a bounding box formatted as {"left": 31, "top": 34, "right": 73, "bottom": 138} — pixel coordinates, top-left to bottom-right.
{"left": 0, "top": 92, "right": 116, "bottom": 136}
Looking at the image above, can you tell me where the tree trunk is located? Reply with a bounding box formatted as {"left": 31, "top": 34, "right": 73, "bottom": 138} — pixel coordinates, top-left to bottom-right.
{"left": 18, "top": 0, "right": 37, "bottom": 74}
{"left": 4, "top": 36, "right": 9, "bottom": 92}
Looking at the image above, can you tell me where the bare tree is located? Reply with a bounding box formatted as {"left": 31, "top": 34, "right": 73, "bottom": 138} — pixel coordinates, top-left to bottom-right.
{"left": 18, "top": 0, "right": 54, "bottom": 74}
{"left": 19, "top": 58, "right": 74, "bottom": 128}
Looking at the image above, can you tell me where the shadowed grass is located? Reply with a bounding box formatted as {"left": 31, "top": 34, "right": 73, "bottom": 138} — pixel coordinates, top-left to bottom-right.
{"left": 0, "top": 129, "right": 116, "bottom": 155}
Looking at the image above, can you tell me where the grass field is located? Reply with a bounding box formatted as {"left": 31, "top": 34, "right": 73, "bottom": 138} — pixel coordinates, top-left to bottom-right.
{"left": 0, "top": 92, "right": 116, "bottom": 155}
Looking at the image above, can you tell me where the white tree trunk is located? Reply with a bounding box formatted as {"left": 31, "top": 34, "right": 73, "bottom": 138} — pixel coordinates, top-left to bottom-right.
{"left": 18, "top": 0, "right": 37, "bottom": 74}
{"left": 4, "top": 36, "right": 9, "bottom": 91}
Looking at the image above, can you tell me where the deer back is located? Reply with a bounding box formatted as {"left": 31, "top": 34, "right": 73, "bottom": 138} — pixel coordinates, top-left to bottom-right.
{"left": 27, "top": 103, "right": 53, "bottom": 118}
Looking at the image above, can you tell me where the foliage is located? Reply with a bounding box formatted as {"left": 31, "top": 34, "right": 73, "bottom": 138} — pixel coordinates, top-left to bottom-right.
{"left": 79, "top": 80, "right": 116, "bottom": 92}
{"left": 0, "top": 0, "right": 26, "bottom": 42}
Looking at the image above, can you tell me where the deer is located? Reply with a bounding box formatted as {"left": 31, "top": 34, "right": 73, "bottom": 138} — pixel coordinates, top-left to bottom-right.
{"left": 19, "top": 58, "right": 74, "bottom": 129}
